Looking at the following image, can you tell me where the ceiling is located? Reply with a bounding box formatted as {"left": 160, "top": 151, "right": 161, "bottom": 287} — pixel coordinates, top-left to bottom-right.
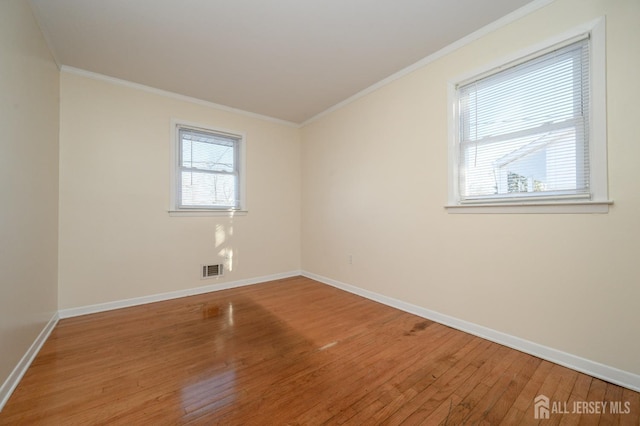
{"left": 30, "top": 0, "right": 540, "bottom": 124}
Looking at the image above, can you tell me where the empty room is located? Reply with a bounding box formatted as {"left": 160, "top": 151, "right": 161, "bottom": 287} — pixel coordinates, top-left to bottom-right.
{"left": 1, "top": 0, "right": 639, "bottom": 424}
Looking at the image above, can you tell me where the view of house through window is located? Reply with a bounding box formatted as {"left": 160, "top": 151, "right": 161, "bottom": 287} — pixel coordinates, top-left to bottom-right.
{"left": 456, "top": 37, "right": 590, "bottom": 203}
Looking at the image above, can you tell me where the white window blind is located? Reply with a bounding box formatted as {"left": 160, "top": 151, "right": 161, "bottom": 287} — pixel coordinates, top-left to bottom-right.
{"left": 457, "top": 37, "right": 591, "bottom": 203}
{"left": 177, "top": 126, "right": 240, "bottom": 209}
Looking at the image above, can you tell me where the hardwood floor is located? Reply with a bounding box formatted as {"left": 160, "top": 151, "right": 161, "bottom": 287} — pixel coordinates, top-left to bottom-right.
{"left": 1, "top": 276, "right": 638, "bottom": 425}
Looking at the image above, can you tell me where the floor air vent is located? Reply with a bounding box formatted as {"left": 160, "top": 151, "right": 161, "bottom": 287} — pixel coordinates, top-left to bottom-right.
{"left": 202, "top": 264, "right": 224, "bottom": 279}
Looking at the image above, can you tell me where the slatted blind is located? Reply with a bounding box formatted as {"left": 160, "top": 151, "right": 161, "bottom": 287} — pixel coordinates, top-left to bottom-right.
{"left": 457, "top": 37, "right": 590, "bottom": 202}
{"left": 178, "top": 126, "right": 240, "bottom": 208}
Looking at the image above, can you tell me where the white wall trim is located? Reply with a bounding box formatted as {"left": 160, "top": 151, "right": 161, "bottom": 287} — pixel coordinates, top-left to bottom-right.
{"left": 301, "top": 271, "right": 640, "bottom": 393}
{"left": 446, "top": 17, "right": 609, "bottom": 213}
{"left": 58, "top": 270, "right": 302, "bottom": 319}
{"left": 445, "top": 200, "right": 612, "bottom": 214}
{"left": 60, "top": 66, "right": 300, "bottom": 129}
{"left": 169, "top": 119, "right": 248, "bottom": 213}
{"left": 3, "top": 270, "right": 639, "bottom": 414}
{"left": 0, "top": 313, "right": 59, "bottom": 411}
{"left": 301, "top": 0, "right": 556, "bottom": 127}
{"left": 55, "top": 0, "right": 555, "bottom": 129}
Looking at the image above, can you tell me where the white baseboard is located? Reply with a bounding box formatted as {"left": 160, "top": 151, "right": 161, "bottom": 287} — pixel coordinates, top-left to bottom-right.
{"left": 0, "top": 312, "right": 59, "bottom": 411}
{"left": 58, "top": 270, "right": 302, "bottom": 319}
{"left": 302, "top": 270, "right": 640, "bottom": 393}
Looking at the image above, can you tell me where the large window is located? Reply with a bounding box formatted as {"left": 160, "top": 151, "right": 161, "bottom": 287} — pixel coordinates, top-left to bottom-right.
{"left": 173, "top": 123, "right": 244, "bottom": 211}
{"left": 448, "top": 20, "right": 609, "bottom": 213}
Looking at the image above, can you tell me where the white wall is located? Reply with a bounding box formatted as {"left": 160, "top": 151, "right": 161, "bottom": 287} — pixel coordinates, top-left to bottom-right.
{"left": 58, "top": 72, "right": 301, "bottom": 309}
{"left": 0, "top": 0, "right": 59, "bottom": 393}
{"left": 301, "top": 0, "right": 640, "bottom": 376}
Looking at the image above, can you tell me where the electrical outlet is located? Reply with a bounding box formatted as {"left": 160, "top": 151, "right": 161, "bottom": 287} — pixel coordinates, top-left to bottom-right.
{"left": 348, "top": 254, "right": 353, "bottom": 265}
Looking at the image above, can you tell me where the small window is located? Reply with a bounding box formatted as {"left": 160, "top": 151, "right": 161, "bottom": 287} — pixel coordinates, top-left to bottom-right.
{"left": 448, "top": 20, "right": 609, "bottom": 213}
{"left": 172, "top": 123, "right": 244, "bottom": 211}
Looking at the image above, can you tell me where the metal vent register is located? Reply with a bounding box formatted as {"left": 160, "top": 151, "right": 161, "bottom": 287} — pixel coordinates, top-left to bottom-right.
{"left": 202, "top": 264, "right": 224, "bottom": 279}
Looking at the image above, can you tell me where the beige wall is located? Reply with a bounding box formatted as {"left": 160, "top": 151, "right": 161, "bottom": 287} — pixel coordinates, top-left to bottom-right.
{"left": 0, "top": 0, "right": 59, "bottom": 387}
{"left": 58, "top": 72, "right": 301, "bottom": 309}
{"left": 301, "top": 0, "right": 640, "bottom": 375}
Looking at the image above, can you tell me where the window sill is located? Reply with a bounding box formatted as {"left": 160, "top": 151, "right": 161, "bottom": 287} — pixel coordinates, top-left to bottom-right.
{"left": 168, "top": 209, "right": 248, "bottom": 217}
{"left": 445, "top": 200, "right": 613, "bottom": 214}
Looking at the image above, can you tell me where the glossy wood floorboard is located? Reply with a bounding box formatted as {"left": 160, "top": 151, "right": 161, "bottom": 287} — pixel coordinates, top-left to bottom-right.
{"left": 1, "top": 277, "right": 638, "bottom": 425}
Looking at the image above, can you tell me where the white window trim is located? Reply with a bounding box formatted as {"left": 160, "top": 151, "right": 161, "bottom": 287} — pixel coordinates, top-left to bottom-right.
{"left": 169, "top": 119, "right": 247, "bottom": 216}
{"left": 446, "top": 17, "right": 611, "bottom": 214}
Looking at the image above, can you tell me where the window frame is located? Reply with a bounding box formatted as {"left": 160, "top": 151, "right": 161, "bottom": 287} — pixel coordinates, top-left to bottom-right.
{"left": 169, "top": 120, "right": 247, "bottom": 216}
{"left": 446, "top": 18, "right": 610, "bottom": 214}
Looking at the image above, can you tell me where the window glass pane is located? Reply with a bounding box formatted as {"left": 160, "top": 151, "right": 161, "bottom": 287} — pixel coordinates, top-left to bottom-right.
{"left": 461, "top": 127, "right": 589, "bottom": 198}
{"left": 457, "top": 38, "right": 590, "bottom": 201}
{"left": 461, "top": 49, "right": 582, "bottom": 141}
{"left": 180, "top": 171, "right": 237, "bottom": 207}
{"left": 180, "top": 131, "right": 235, "bottom": 172}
